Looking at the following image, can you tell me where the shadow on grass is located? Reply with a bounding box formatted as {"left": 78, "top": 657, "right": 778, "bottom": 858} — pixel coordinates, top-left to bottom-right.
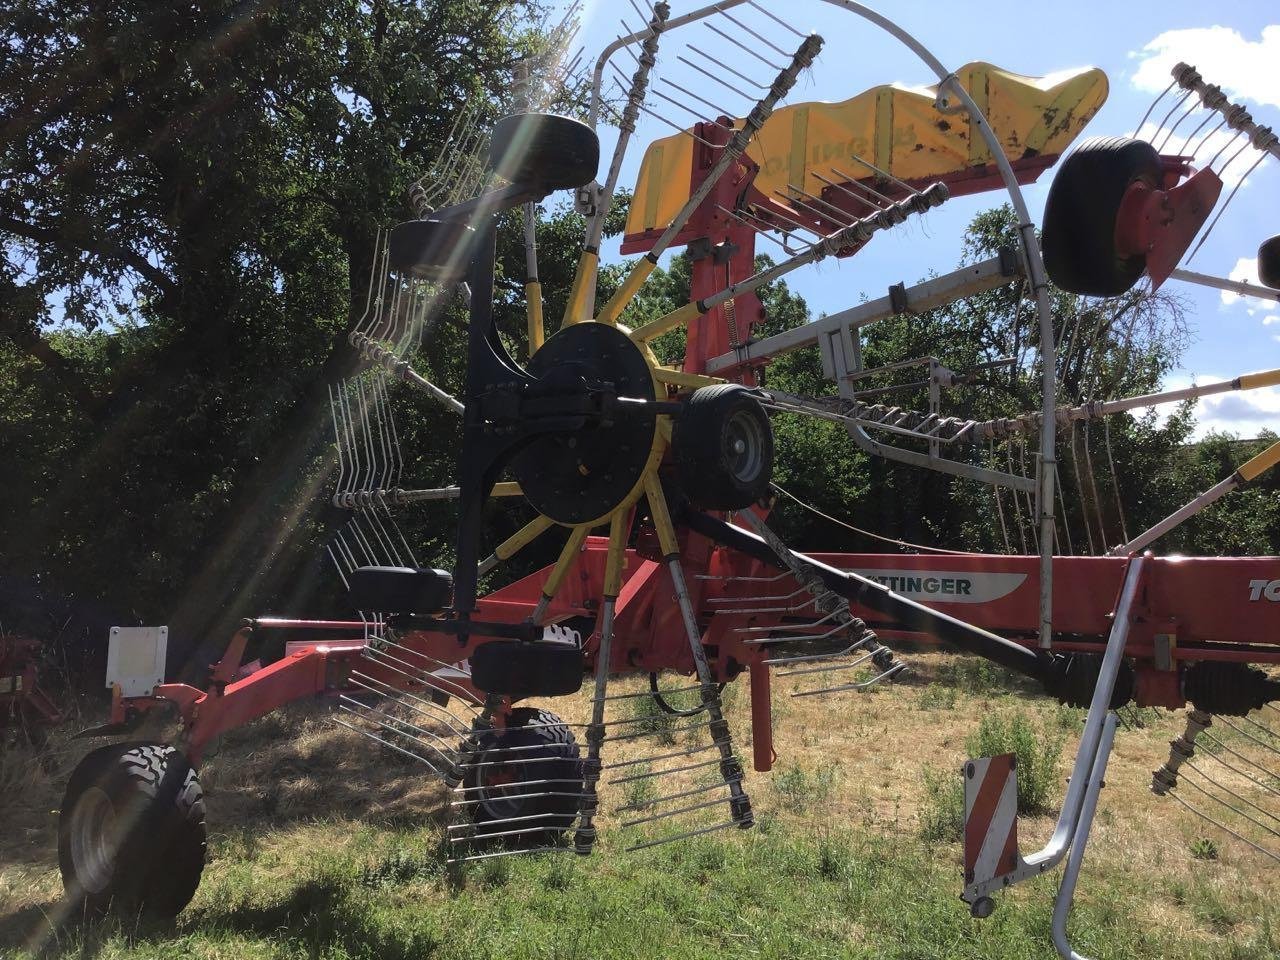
{"left": 890, "top": 641, "right": 1045, "bottom": 699}
{"left": 0, "top": 700, "right": 454, "bottom": 956}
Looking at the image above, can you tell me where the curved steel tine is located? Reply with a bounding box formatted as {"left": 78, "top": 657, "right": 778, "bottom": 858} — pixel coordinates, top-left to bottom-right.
{"left": 1155, "top": 97, "right": 1201, "bottom": 152}
{"left": 660, "top": 77, "right": 732, "bottom": 119}
{"left": 1136, "top": 76, "right": 1179, "bottom": 131}
{"left": 446, "top": 844, "right": 574, "bottom": 864}
{"left": 625, "top": 818, "right": 739, "bottom": 851}
{"left": 792, "top": 660, "right": 907, "bottom": 697}
{"left": 617, "top": 779, "right": 732, "bottom": 814}
{"left": 686, "top": 42, "right": 767, "bottom": 92}
{"left": 704, "top": 20, "right": 783, "bottom": 72}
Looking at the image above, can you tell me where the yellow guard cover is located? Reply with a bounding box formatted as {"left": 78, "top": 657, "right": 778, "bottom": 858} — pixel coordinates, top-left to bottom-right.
{"left": 625, "top": 62, "right": 1108, "bottom": 238}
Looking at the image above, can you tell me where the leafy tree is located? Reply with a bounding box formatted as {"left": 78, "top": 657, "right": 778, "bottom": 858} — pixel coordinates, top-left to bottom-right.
{"left": 3, "top": 0, "right": 1274, "bottom": 684}
{"left": 606, "top": 205, "right": 1277, "bottom": 559}
{"left": 0, "top": 0, "right": 554, "bottom": 662}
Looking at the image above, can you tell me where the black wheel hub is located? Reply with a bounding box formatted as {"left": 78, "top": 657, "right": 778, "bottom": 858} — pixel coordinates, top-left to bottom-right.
{"left": 509, "top": 323, "right": 657, "bottom": 525}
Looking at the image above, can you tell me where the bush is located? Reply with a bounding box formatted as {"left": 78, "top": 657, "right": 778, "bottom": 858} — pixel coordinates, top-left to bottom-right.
{"left": 919, "top": 765, "right": 965, "bottom": 842}
{"left": 937, "top": 659, "right": 1004, "bottom": 696}
{"left": 965, "top": 710, "right": 1064, "bottom": 815}
{"left": 626, "top": 690, "right": 678, "bottom": 746}
{"left": 915, "top": 684, "right": 957, "bottom": 711}
{"left": 1189, "top": 837, "right": 1219, "bottom": 861}
{"left": 770, "top": 762, "right": 838, "bottom": 812}
{"left": 626, "top": 680, "right": 704, "bottom": 747}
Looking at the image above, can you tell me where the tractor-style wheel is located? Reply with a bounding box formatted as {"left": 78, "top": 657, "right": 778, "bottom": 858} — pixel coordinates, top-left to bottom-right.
{"left": 1042, "top": 136, "right": 1162, "bottom": 297}
{"left": 487, "top": 113, "right": 600, "bottom": 197}
{"left": 58, "top": 742, "right": 206, "bottom": 918}
{"left": 672, "top": 384, "right": 775, "bottom": 510}
{"left": 466, "top": 708, "right": 581, "bottom": 843}
{"left": 1258, "top": 235, "right": 1280, "bottom": 290}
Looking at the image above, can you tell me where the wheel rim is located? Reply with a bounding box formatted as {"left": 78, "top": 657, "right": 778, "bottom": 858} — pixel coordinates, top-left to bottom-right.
{"left": 725, "top": 409, "right": 766, "bottom": 485}
{"left": 69, "top": 786, "right": 120, "bottom": 894}
{"left": 476, "top": 746, "right": 529, "bottom": 820}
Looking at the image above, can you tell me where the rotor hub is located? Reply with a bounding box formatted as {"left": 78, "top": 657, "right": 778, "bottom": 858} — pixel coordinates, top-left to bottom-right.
{"left": 509, "top": 322, "right": 658, "bottom": 525}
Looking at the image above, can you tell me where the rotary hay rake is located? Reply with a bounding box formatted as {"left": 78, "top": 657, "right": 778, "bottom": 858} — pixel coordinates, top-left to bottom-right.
{"left": 57, "top": 2, "right": 1280, "bottom": 955}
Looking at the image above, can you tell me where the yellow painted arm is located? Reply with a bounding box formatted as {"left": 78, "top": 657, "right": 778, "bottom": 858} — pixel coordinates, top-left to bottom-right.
{"left": 526, "top": 281, "right": 544, "bottom": 354}
{"left": 1238, "top": 440, "right": 1280, "bottom": 483}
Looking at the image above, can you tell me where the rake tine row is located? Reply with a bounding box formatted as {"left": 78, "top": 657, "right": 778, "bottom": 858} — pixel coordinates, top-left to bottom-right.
{"left": 450, "top": 824, "right": 574, "bottom": 844}
{"left": 621, "top": 795, "right": 731, "bottom": 830}
{"left": 1153, "top": 708, "right": 1280, "bottom": 863}
{"left": 608, "top": 756, "right": 723, "bottom": 785}
{"left": 363, "top": 642, "right": 483, "bottom": 708}
{"left": 445, "top": 814, "right": 576, "bottom": 834}
{"left": 598, "top": 681, "right": 706, "bottom": 701}
{"left": 761, "top": 628, "right": 875, "bottom": 666}
{"left": 450, "top": 790, "right": 593, "bottom": 809}
{"left": 357, "top": 652, "right": 481, "bottom": 718}
{"left": 451, "top": 777, "right": 582, "bottom": 797}
{"left": 603, "top": 740, "right": 728, "bottom": 770}
{"left": 347, "top": 673, "right": 471, "bottom": 739}
{"left": 734, "top": 609, "right": 843, "bottom": 635}
{"left": 707, "top": 585, "right": 811, "bottom": 605}
{"left": 616, "top": 778, "right": 738, "bottom": 815}
{"left": 446, "top": 844, "right": 574, "bottom": 865}
{"left": 742, "top": 621, "right": 849, "bottom": 645}
{"left": 776, "top": 649, "right": 875, "bottom": 679}
{"left": 625, "top": 819, "right": 741, "bottom": 852}
{"left": 604, "top": 718, "right": 715, "bottom": 744}
{"left": 457, "top": 747, "right": 584, "bottom": 766}
{"left": 337, "top": 701, "right": 458, "bottom": 767}
{"left": 330, "top": 717, "right": 453, "bottom": 783}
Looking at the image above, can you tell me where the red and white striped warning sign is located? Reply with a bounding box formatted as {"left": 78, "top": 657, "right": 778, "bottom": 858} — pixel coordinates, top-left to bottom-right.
{"left": 963, "top": 753, "right": 1019, "bottom": 887}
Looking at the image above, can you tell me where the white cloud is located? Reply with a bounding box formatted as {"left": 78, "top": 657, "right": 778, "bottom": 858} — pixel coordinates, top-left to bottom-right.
{"left": 1220, "top": 256, "right": 1261, "bottom": 310}
{"left": 1264, "top": 314, "right": 1280, "bottom": 326}
{"left": 1131, "top": 25, "right": 1280, "bottom": 109}
{"left": 1134, "top": 372, "right": 1280, "bottom": 439}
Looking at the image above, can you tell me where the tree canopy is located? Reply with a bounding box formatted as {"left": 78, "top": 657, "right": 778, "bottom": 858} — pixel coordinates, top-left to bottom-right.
{"left": 2, "top": 4, "right": 1275, "bottom": 675}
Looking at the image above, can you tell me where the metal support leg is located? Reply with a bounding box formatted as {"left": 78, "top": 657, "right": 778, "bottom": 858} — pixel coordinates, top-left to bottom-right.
{"left": 964, "top": 556, "right": 1145, "bottom": 904}
{"left": 1052, "top": 712, "right": 1119, "bottom": 960}
{"left": 574, "top": 511, "right": 629, "bottom": 854}
{"left": 446, "top": 691, "right": 505, "bottom": 866}
{"left": 574, "top": 594, "right": 615, "bottom": 854}
{"left": 666, "top": 556, "right": 752, "bottom": 827}
{"left": 643, "top": 473, "right": 751, "bottom": 827}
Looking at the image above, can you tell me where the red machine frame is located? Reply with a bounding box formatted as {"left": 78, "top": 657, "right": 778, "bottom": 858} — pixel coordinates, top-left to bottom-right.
{"left": 108, "top": 103, "right": 1275, "bottom": 774}
{"left": 1, "top": 634, "right": 62, "bottom": 735}
{"left": 113, "top": 539, "right": 1280, "bottom": 768}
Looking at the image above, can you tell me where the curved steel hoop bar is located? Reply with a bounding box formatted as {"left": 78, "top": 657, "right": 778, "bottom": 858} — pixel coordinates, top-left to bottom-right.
{"left": 585, "top": 0, "right": 1058, "bottom": 645}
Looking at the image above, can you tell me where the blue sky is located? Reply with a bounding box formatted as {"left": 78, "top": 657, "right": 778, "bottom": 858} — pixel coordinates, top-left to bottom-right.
{"left": 568, "top": 1, "right": 1280, "bottom": 437}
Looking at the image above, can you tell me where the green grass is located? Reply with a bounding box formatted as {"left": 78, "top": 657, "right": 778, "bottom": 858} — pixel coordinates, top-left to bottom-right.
{"left": 918, "top": 764, "right": 965, "bottom": 842}
{"left": 4, "top": 658, "right": 1276, "bottom": 959}
{"left": 770, "top": 762, "right": 839, "bottom": 813}
{"left": 10, "top": 824, "right": 1275, "bottom": 960}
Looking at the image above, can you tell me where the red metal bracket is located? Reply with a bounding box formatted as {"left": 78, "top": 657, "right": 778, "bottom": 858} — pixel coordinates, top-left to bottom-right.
{"left": 1115, "top": 163, "right": 1222, "bottom": 291}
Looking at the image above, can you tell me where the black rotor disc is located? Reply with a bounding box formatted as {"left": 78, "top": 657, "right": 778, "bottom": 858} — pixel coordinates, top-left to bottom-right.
{"left": 509, "top": 323, "right": 657, "bottom": 525}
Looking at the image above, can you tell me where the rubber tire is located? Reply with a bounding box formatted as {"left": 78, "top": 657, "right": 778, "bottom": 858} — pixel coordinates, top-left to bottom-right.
{"left": 672, "top": 384, "right": 775, "bottom": 510}
{"left": 386, "top": 218, "right": 475, "bottom": 281}
{"left": 1258, "top": 235, "right": 1280, "bottom": 290}
{"left": 1042, "top": 136, "right": 1162, "bottom": 297}
{"left": 487, "top": 113, "right": 600, "bottom": 196}
{"left": 469, "top": 639, "right": 584, "bottom": 698}
{"left": 466, "top": 708, "right": 581, "bottom": 844}
{"left": 347, "top": 565, "right": 453, "bottom": 615}
{"left": 58, "top": 742, "right": 206, "bottom": 919}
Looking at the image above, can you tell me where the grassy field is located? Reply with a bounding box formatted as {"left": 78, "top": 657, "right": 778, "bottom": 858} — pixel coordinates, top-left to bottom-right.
{"left": 2, "top": 650, "right": 1277, "bottom": 959}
